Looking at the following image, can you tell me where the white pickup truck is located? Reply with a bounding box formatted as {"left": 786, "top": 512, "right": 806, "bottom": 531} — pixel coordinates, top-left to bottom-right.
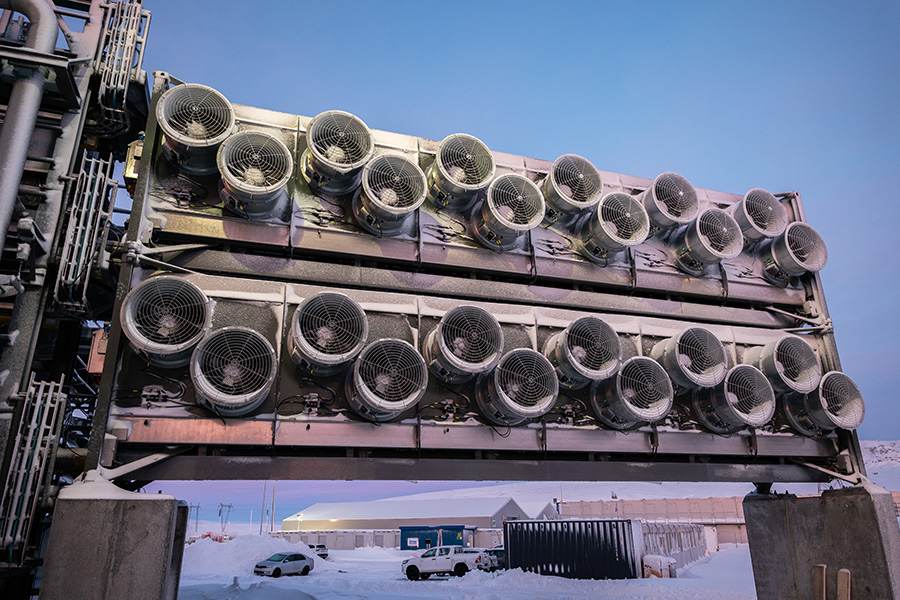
{"left": 401, "top": 545, "right": 487, "bottom": 580}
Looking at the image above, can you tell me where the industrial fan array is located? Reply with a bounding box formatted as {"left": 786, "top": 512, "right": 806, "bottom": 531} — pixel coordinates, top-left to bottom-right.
{"left": 118, "top": 275, "right": 864, "bottom": 437}
{"left": 153, "top": 82, "right": 828, "bottom": 286}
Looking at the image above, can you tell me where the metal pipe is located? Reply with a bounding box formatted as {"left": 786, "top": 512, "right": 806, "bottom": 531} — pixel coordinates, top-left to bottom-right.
{"left": 0, "top": 0, "right": 58, "bottom": 257}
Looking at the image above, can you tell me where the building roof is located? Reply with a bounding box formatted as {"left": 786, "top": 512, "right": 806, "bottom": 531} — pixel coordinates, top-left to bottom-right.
{"left": 283, "top": 497, "right": 524, "bottom": 523}
{"left": 517, "top": 500, "right": 557, "bottom": 519}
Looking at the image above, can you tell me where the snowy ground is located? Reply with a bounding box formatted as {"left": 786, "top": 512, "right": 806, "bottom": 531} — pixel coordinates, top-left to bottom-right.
{"left": 179, "top": 535, "right": 757, "bottom": 600}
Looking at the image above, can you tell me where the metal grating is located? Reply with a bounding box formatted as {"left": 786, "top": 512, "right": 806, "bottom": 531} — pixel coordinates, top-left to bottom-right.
{"left": 618, "top": 357, "right": 672, "bottom": 419}
{"left": 297, "top": 293, "right": 368, "bottom": 359}
{"left": 775, "top": 337, "right": 821, "bottom": 393}
{"left": 599, "top": 193, "right": 649, "bottom": 244}
{"left": 820, "top": 372, "right": 865, "bottom": 430}
{"left": 363, "top": 154, "right": 427, "bottom": 211}
{"left": 654, "top": 172, "right": 697, "bottom": 220}
{"left": 308, "top": 111, "right": 373, "bottom": 168}
{"left": 550, "top": 154, "right": 602, "bottom": 206}
{"left": 786, "top": 223, "right": 828, "bottom": 272}
{"left": 487, "top": 174, "right": 544, "bottom": 228}
{"left": 565, "top": 316, "right": 620, "bottom": 372}
{"left": 496, "top": 349, "right": 558, "bottom": 408}
{"left": 697, "top": 208, "right": 742, "bottom": 257}
{"left": 158, "top": 83, "right": 234, "bottom": 145}
{"left": 438, "top": 134, "right": 494, "bottom": 186}
{"left": 725, "top": 365, "right": 775, "bottom": 426}
{"left": 743, "top": 189, "right": 787, "bottom": 237}
{"left": 440, "top": 306, "right": 503, "bottom": 366}
{"left": 125, "top": 277, "right": 208, "bottom": 347}
{"left": 194, "top": 328, "right": 276, "bottom": 397}
{"left": 676, "top": 328, "right": 727, "bottom": 386}
{"left": 357, "top": 339, "right": 428, "bottom": 404}
{"left": 219, "top": 131, "right": 292, "bottom": 191}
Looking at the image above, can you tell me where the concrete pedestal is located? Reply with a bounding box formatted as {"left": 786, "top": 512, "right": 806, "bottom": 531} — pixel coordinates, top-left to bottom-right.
{"left": 744, "top": 483, "right": 900, "bottom": 600}
{"left": 39, "top": 471, "right": 187, "bottom": 600}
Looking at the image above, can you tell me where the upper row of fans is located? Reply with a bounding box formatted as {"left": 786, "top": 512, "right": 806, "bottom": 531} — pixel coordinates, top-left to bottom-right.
{"left": 156, "top": 83, "right": 828, "bottom": 285}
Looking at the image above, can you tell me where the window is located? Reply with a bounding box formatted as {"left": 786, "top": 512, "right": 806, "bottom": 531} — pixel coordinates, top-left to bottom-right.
{"left": 421, "top": 548, "right": 437, "bottom": 558}
{"left": 438, "top": 547, "right": 450, "bottom": 556}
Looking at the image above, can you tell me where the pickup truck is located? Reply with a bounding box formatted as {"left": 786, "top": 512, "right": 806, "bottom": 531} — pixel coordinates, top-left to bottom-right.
{"left": 401, "top": 545, "right": 486, "bottom": 580}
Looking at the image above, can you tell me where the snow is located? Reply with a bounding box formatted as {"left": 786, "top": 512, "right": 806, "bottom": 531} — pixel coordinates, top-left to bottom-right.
{"left": 179, "top": 535, "right": 758, "bottom": 599}
{"left": 285, "top": 497, "right": 522, "bottom": 523}
{"left": 60, "top": 470, "right": 175, "bottom": 501}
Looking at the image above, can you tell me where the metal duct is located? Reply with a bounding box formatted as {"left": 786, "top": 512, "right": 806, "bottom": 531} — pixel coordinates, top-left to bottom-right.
{"left": 543, "top": 316, "right": 621, "bottom": 390}
{"left": 156, "top": 83, "right": 235, "bottom": 175}
{"left": 639, "top": 172, "right": 699, "bottom": 230}
{"left": 190, "top": 327, "right": 277, "bottom": 417}
{"left": 591, "top": 356, "right": 674, "bottom": 429}
{"left": 346, "top": 339, "right": 428, "bottom": 422}
{"left": 120, "top": 276, "right": 211, "bottom": 368}
{"left": 424, "top": 305, "right": 504, "bottom": 384}
{"left": 217, "top": 130, "right": 293, "bottom": 218}
{"left": 650, "top": 327, "right": 728, "bottom": 389}
{"left": 541, "top": 154, "right": 603, "bottom": 225}
{"left": 762, "top": 221, "right": 828, "bottom": 286}
{"left": 784, "top": 371, "right": 865, "bottom": 434}
{"left": 475, "top": 348, "right": 558, "bottom": 426}
{"left": 352, "top": 153, "right": 427, "bottom": 236}
{"left": 579, "top": 192, "right": 650, "bottom": 263}
{"left": 426, "top": 133, "right": 495, "bottom": 210}
{"left": 674, "top": 208, "right": 744, "bottom": 276}
{"left": 301, "top": 110, "right": 374, "bottom": 195}
{"left": 288, "top": 292, "right": 368, "bottom": 376}
{"left": 728, "top": 188, "right": 787, "bottom": 243}
{"left": 472, "top": 174, "right": 545, "bottom": 250}
{"left": 743, "top": 335, "right": 821, "bottom": 394}
{"left": 692, "top": 364, "right": 776, "bottom": 434}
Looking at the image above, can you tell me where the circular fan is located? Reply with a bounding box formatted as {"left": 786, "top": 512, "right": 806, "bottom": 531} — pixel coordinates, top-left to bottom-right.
{"left": 476, "top": 349, "right": 558, "bottom": 425}
{"left": 190, "top": 327, "right": 277, "bottom": 417}
{"left": 772, "top": 222, "right": 828, "bottom": 276}
{"left": 217, "top": 130, "right": 293, "bottom": 216}
{"left": 695, "top": 364, "right": 775, "bottom": 433}
{"left": 745, "top": 336, "right": 821, "bottom": 394}
{"left": 676, "top": 208, "right": 743, "bottom": 275}
{"left": 651, "top": 327, "right": 728, "bottom": 389}
{"left": 425, "top": 306, "right": 504, "bottom": 384}
{"left": 303, "top": 110, "right": 374, "bottom": 194}
{"left": 347, "top": 339, "right": 428, "bottom": 422}
{"left": 641, "top": 172, "right": 699, "bottom": 229}
{"left": 427, "top": 134, "right": 495, "bottom": 209}
{"left": 817, "top": 371, "right": 865, "bottom": 430}
{"left": 543, "top": 316, "right": 621, "bottom": 389}
{"left": 289, "top": 292, "right": 368, "bottom": 376}
{"left": 591, "top": 356, "right": 674, "bottom": 427}
{"left": 120, "top": 276, "right": 210, "bottom": 368}
{"left": 354, "top": 153, "right": 427, "bottom": 236}
{"left": 542, "top": 154, "right": 603, "bottom": 221}
{"left": 156, "top": 83, "right": 235, "bottom": 175}
{"left": 730, "top": 188, "right": 787, "bottom": 242}
{"left": 473, "top": 174, "right": 545, "bottom": 250}
{"left": 580, "top": 192, "right": 650, "bottom": 262}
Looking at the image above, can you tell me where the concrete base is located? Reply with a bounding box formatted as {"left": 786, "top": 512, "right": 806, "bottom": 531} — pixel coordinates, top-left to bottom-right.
{"left": 744, "top": 483, "right": 900, "bottom": 600}
{"left": 39, "top": 471, "right": 187, "bottom": 600}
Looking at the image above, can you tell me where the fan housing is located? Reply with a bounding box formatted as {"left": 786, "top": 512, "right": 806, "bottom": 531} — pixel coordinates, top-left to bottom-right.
{"left": 475, "top": 348, "right": 558, "bottom": 426}
{"left": 302, "top": 110, "right": 374, "bottom": 195}
{"left": 783, "top": 371, "right": 865, "bottom": 436}
{"left": 156, "top": 83, "right": 235, "bottom": 175}
{"left": 744, "top": 336, "right": 821, "bottom": 394}
{"left": 346, "top": 339, "right": 428, "bottom": 422}
{"left": 472, "top": 174, "right": 545, "bottom": 251}
{"left": 424, "top": 306, "right": 504, "bottom": 384}
{"left": 543, "top": 316, "right": 621, "bottom": 390}
{"left": 591, "top": 356, "right": 674, "bottom": 429}
{"left": 190, "top": 327, "right": 277, "bottom": 417}
{"left": 639, "top": 172, "right": 699, "bottom": 230}
{"left": 579, "top": 192, "right": 650, "bottom": 263}
{"left": 426, "top": 134, "right": 495, "bottom": 210}
{"left": 650, "top": 327, "right": 728, "bottom": 389}
{"left": 217, "top": 130, "right": 293, "bottom": 218}
{"left": 289, "top": 292, "right": 368, "bottom": 376}
{"left": 674, "top": 208, "right": 744, "bottom": 276}
{"left": 729, "top": 188, "right": 787, "bottom": 243}
{"left": 692, "top": 365, "right": 776, "bottom": 434}
{"left": 541, "top": 154, "right": 603, "bottom": 226}
{"left": 120, "top": 275, "right": 211, "bottom": 368}
{"left": 352, "top": 153, "right": 427, "bottom": 236}
{"left": 762, "top": 222, "right": 828, "bottom": 286}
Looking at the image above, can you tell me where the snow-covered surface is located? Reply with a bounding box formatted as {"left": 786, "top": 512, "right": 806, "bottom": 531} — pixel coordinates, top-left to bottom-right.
{"left": 180, "top": 534, "right": 757, "bottom": 599}
{"left": 860, "top": 440, "right": 900, "bottom": 491}
{"left": 284, "top": 497, "right": 524, "bottom": 523}
{"left": 60, "top": 470, "right": 175, "bottom": 501}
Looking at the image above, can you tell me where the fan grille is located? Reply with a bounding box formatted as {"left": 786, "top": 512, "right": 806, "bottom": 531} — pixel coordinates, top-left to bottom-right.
{"left": 676, "top": 328, "right": 727, "bottom": 386}
{"left": 743, "top": 189, "right": 787, "bottom": 236}
{"left": 487, "top": 174, "right": 545, "bottom": 229}
{"left": 297, "top": 293, "right": 367, "bottom": 359}
{"left": 551, "top": 155, "right": 602, "bottom": 207}
{"left": 774, "top": 337, "right": 821, "bottom": 393}
{"left": 697, "top": 208, "right": 743, "bottom": 258}
{"left": 363, "top": 154, "right": 427, "bottom": 211}
{"left": 618, "top": 357, "right": 673, "bottom": 420}
{"left": 496, "top": 349, "right": 558, "bottom": 408}
{"left": 786, "top": 223, "right": 828, "bottom": 272}
{"left": 158, "top": 84, "right": 233, "bottom": 146}
{"left": 725, "top": 365, "right": 775, "bottom": 425}
{"left": 127, "top": 277, "right": 208, "bottom": 347}
{"left": 599, "top": 193, "right": 650, "bottom": 245}
{"left": 820, "top": 372, "right": 864, "bottom": 429}
{"left": 438, "top": 134, "right": 494, "bottom": 187}
{"left": 440, "top": 306, "right": 503, "bottom": 366}
{"left": 219, "top": 131, "right": 292, "bottom": 191}
{"left": 195, "top": 328, "right": 275, "bottom": 397}
{"left": 653, "top": 172, "right": 698, "bottom": 220}
{"left": 308, "top": 111, "right": 373, "bottom": 169}
{"left": 357, "top": 339, "right": 427, "bottom": 404}
{"left": 565, "top": 317, "right": 620, "bottom": 373}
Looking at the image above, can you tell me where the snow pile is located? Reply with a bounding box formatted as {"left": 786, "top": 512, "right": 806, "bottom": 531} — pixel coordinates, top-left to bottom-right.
{"left": 861, "top": 440, "right": 900, "bottom": 490}
{"left": 181, "top": 535, "right": 338, "bottom": 579}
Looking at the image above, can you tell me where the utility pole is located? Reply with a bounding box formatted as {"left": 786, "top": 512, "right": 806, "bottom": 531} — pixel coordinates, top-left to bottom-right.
{"left": 189, "top": 503, "right": 200, "bottom": 532}
{"left": 259, "top": 481, "right": 267, "bottom": 535}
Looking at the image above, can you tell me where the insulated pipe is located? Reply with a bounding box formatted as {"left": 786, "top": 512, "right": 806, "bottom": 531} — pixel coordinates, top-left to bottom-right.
{"left": 0, "top": 0, "right": 58, "bottom": 258}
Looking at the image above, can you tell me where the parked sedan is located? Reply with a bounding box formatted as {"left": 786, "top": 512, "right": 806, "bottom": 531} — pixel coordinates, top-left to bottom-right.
{"left": 253, "top": 552, "right": 314, "bottom": 577}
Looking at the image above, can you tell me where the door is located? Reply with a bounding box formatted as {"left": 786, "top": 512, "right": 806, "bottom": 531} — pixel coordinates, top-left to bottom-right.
{"left": 433, "top": 547, "right": 453, "bottom": 572}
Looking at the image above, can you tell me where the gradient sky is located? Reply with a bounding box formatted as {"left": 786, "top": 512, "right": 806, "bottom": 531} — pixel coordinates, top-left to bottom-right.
{"left": 139, "top": 1, "right": 900, "bottom": 527}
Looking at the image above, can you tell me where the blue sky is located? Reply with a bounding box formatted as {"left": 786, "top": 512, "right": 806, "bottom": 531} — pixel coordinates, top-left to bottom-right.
{"left": 140, "top": 1, "right": 900, "bottom": 525}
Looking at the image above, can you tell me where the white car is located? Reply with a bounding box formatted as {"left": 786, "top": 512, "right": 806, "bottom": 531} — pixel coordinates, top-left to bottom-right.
{"left": 253, "top": 552, "right": 314, "bottom": 577}
{"left": 401, "top": 545, "right": 487, "bottom": 580}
